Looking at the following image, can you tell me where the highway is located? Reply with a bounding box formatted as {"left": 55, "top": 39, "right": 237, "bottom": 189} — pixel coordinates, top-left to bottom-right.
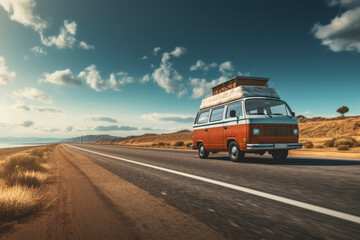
{"left": 65, "top": 144, "right": 360, "bottom": 240}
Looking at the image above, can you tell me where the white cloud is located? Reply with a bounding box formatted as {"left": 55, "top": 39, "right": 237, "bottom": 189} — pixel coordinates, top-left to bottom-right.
{"left": 140, "top": 74, "right": 150, "bottom": 83}
{"left": 117, "top": 72, "right": 134, "bottom": 85}
{"left": 313, "top": 4, "right": 360, "bottom": 52}
{"left": 170, "top": 46, "right": 186, "bottom": 57}
{"left": 190, "top": 60, "right": 217, "bottom": 72}
{"left": 85, "top": 116, "right": 117, "bottom": 123}
{"left": 21, "top": 120, "right": 34, "bottom": 127}
{"left": 142, "top": 56, "right": 148, "bottom": 60}
{"left": 94, "top": 125, "right": 138, "bottom": 131}
{"left": 190, "top": 76, "right": 228, "bottom": 99}
{"left": 40, "top": 20, "right": 77, "bottom": 49}
{"left": 0, "top": 56, "right": 16, "bottom": 84}
{"left": 79, "top": 41, "right": 95, "bottom": 50}
{"left": 0, "top": 0, "right": 47, "bottom": 31}
{"left": 14, "top": 103, "right": 63, "bottom": 113}
{"left": 30, "top": 46, "right": 47, "bottom": 55}
{"left": 141, "top": 113, "right": 194, "bottom": 123}
{"left": 14, "top": 88, "right": 52, "bottom": 104}
{"left": 327, "top": 0, "right": 360, "bottom": 7}
{"left": 151, "top": 47, "right": 187, "bottom": 97}
{"left": 23, "top": 55, "right": 30, "bottom": 60}
{"left": 65, "top": 126, "right": 73, "bottom": 132}
{"left": 153, "top": 47, "right": 161, "bottom": 55}
{"left": 219, "top": 61, "right": 234, "bottom": 74}
{"left": 78, "top": 65, "right": 133, "bottom": 92}
{"left": 40, "top": 69, "right": 82, "bottom": 86}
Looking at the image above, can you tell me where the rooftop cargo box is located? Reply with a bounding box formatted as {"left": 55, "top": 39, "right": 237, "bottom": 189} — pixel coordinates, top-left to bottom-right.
{"left": 200, "top": 76, "right": 279, "bottom": 110}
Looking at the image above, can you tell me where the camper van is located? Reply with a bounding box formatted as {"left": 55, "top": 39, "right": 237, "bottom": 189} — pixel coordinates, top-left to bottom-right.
{"left": 192, "top": 76, "right": 302, "bottom": 162}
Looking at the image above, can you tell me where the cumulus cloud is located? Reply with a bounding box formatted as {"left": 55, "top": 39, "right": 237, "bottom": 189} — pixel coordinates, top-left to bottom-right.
{"left": 21, "top": 120, "right": 34, "bottom": 127}
{"left": 78, "top": 65, "right": 133, "bottom": 91}
{"left": 142, "top": 56, "right": 148, "bottom": 60}
{"left": 40, "top": 69, "right": 82, "bottom": 86}
{"left": 151, "top": 47, "right": 187, "bottom": 97}
{"left": 40, "top": 20, "right": 77, "bottom": 49}
{"left": 140, "top": 74, "right": 150, "bottom": 83}
{"left": 190, "top": 60, "right": 217, "bottom": 72}
{"left": 14, "top": 88, "right": 52, "bottom": 104}
{"left": 153, "top": 47, "right": 161, "bottom": 55}
{"left": 14, "top": 103, "right": 63, "bottom": 113}
{"left": 141, "top": 113, "right": 194, "bottom": 123}
{"left": 190, "top": 76, "right": 229, "bottom": 99}
{"left": 94, "top": 125, "right": 138, "bottom": 131}
{"left": 219, "top": 61, "right": 234, "bottom": 75}
{"left": 85, "top": 116, "right": 117, "bottom": 123}
{"left": 0, "top": 56, "right": 16, "bottom": 84}
{"left": 30, "top": 46, "right": 47, "bottom": 55}
{"left": 313, "top": 2, "right": 360, "bottom": 52}
{"left": 79, "top": 41, "right": 95, "bottom": 50}
{"left": 0, "top": 0, "right": 47, "bottom": 31}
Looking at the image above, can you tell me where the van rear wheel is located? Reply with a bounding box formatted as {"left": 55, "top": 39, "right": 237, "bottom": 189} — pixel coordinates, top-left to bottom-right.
{"left": 229, "top": 142, "right": 244, "bottom": 162}
{"left": 198, "top": 143, "right": 209, "bottom": 159}
{"left": 271, "top": 150, "right": 288, "bottom": 162}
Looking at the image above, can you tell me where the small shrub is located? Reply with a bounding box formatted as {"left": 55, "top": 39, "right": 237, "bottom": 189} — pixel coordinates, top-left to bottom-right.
{"left": 6, "top": 171, "right": 47, "bottom": 188}
{"left": 303, "top": 141, "right": 313, "bottom": 149}
{"left": 316, "top": 145, "right": 324, "bottom": 149}
{"left": 1, "top": 154, "right": 47, "bottom": 179}
{"left": 174, "top": 141, "right": 185, "bottom": 147}
{"left": 334, "top": 138, "right": 356, "bottom": 148}
{"left": 337, "top": 145, "right": 349, "bottom": 151}
{"left": 186, "top": 142, "right": 192, "bottom": 147}
{"left": 29, "top": 148, "right": 44, "bottom": 158}
{"left": 157, "top": 142, "right": 166, "bottom": 147}
{"left": 151, "top": 143, "right": 157, "bottom": 147}
{"left": 353, "top": 122, "right": 360, "bottom": 131}
{"left": 323, "top": 138, "right": 336, "bottom": 147}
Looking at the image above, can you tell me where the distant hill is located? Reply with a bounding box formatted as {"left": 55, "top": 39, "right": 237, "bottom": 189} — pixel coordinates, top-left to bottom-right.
{"left": 0, "top": 137, "right": 63, "bottom": 143}
{"left": 97, "top": 130, "right": 192, "bottom": 147}
{"left": 61, "top": 135, "right": 117, "bottom": 143}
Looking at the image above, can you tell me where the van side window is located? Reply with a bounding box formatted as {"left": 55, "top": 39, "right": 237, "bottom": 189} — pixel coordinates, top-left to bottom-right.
{"left": 197, "top": 111, "right": 210, "bottom": 124}
{"left": 226, "top": 102, "right": 242, "bottom": 119}
{"left": 210, "top": 107, "right": 224, "bottom": 122}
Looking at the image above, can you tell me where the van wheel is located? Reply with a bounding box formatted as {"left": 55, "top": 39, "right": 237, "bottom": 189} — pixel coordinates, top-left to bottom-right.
{"left": 271, "top": 150, "right": 288, "bottom": 162}
{"left": 198, "top": 143, "right": 209, "bottom": 159}
{"left": 229, "top": 142, "right": 244, "bottom": 162}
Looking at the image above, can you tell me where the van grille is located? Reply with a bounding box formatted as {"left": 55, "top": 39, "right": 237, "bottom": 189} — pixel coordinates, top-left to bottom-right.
{"left": 262, "top": 126, "right": 293, "bottom": 136}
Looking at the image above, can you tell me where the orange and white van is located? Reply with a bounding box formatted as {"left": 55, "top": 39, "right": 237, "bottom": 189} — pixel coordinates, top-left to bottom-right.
{"left": 192, "top": 76, "right": 302, "bottom": 162}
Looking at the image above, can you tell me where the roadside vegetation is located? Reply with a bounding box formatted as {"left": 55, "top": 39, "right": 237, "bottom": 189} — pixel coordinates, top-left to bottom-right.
{"left": 0, "top": 146, "right": 54, "bottom": 229}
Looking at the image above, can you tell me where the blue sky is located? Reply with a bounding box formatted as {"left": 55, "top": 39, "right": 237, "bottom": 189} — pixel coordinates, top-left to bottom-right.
{"left": 0, "top": 0, "right": 360, "bottom": 137}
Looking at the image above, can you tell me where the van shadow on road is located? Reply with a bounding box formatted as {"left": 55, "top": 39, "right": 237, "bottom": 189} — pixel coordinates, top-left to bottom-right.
{"left": 206, "top": 155, "right": 360, "bottom": 166}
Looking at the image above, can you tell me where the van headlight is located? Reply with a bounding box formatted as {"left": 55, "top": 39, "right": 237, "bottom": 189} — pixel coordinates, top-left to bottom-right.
{"left": 253, "top": 128, "right": 260, "bottom": 135}
{"left": 293, "top": 128, "right": 299, "bottom": 135}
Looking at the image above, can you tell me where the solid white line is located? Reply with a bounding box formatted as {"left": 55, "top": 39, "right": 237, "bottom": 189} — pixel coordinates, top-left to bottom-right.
{"left": 65, "top": 144, "right": 360, "bottom": 225}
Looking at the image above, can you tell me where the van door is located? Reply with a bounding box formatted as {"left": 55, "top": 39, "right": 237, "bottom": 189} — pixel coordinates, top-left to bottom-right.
{"left": 224, "top": 102, "right": 245, "bottom": 149}
{"left": 207, "top": 107, "right": 225, "bottom": 150}
{"left": 194, "top": 110, "right": 210, "bottom": 149}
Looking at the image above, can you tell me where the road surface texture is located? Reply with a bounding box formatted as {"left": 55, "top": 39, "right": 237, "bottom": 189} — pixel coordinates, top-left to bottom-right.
{"left": 3, "top": 144, "right": 360, "bottom": 239}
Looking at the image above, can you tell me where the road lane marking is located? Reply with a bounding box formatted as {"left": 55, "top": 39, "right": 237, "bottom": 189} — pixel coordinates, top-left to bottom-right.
{"left": 66, "top": 144, "right": 360, "bottom": 225}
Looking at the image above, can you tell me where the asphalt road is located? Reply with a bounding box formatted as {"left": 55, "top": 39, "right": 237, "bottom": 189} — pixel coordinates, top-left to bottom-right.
{"left": 66, "top": 144, "right": 360, "bottom": 240}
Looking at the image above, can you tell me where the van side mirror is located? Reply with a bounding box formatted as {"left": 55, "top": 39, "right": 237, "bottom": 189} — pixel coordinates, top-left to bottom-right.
{"left": 291, "top": 112, "right": 295, "bottom": 117}
{"left": 230, "top": 110, "right": 236, "bottom": 118}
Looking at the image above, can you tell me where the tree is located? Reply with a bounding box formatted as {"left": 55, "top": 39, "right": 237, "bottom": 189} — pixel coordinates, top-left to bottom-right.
{"left": 337, "top": 106, "right": 349, "bottom": 117}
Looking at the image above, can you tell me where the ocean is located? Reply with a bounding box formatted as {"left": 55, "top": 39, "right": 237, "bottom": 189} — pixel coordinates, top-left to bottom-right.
{"left": 0, "top": 143, "right": 49, "bottom": 149}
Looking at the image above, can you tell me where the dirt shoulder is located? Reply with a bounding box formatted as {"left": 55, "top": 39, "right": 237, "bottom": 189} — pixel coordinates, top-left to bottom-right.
{"left": 1, "top": 144, "right": 222, "bottom": 240}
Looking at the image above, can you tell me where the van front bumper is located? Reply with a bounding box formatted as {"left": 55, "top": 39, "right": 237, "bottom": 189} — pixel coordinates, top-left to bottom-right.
{"left": 246, "top": 143, "right": 302, "bottom": 150}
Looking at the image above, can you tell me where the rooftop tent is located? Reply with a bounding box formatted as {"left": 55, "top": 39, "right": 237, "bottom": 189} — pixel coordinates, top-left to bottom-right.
{"left": 200, "top": 76, "right": 279, "bottom": 110}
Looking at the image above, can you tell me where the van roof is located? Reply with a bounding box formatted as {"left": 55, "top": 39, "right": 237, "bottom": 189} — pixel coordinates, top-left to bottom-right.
{"left": 212, "top": 76, "right": 269, "bottom": 96}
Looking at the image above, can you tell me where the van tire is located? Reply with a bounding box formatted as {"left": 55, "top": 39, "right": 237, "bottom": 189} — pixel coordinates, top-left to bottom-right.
{"left": 198, "top": 143, "right": 209, "bottom": 159}
{"left": 271, "top": 150, "right": 288, "bottom": 162}
{"left": 229, "top": 142, "right": 244, "bottom": 162}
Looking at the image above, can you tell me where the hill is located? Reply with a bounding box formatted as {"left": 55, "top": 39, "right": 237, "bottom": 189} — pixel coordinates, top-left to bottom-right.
{"left": 96, "top": 117, "right": 360, "bottom": 149}
{"left": 62, "top": 135, "right": 117, "bottom": 143}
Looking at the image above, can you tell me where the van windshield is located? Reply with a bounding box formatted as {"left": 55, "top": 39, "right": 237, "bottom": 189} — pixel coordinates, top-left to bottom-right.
{"left": 245, "top": 99, "right": 292, "bottom": 117}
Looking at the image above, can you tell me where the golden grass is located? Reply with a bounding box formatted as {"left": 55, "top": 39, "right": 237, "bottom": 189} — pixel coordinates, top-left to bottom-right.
{"left": 0, "top": 145, "right": 54, "bottom": 228}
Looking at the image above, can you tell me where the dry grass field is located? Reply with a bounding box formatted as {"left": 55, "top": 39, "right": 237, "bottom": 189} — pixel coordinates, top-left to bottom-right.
{"left": 0, "top": 146, "right": 54, "bottom": 230}
{"left": 97, "top": 117, "right": 360, "bottom": 157}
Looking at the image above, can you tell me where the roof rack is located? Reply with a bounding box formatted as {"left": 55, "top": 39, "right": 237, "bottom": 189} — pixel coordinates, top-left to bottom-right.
{"left": 212, "top": 76, "right": 269, "bottom": 95}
